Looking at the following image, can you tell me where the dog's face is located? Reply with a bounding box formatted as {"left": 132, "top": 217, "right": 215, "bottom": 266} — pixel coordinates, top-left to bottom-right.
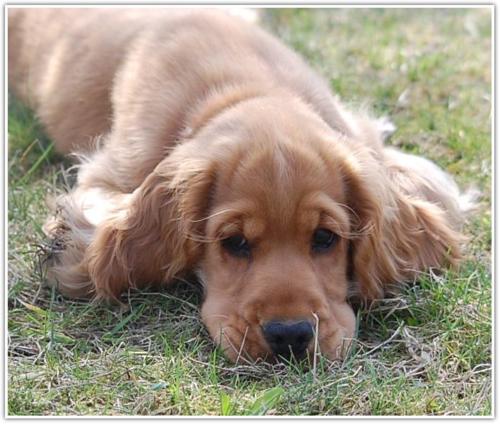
{"left": 190, "top": 98, "right": 361, "bottom": 362}
{"left": 89, "top": 97, "right": 383, "bottom": 362}
{"left": 200, "top": 143, "right": 356, "bottom": 362}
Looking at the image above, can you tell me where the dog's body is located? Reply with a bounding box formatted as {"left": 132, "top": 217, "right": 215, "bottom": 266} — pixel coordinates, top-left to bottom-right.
{"left": 9, "top": 8, "right": 468, "bottom": 362}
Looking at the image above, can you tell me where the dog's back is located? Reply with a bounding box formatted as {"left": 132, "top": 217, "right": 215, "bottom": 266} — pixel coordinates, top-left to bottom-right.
{"left": 8, "top": 8, "right": 363, "bottom": 155}
{"left": 8, "top": 9, "right": 176, "bottom": 152}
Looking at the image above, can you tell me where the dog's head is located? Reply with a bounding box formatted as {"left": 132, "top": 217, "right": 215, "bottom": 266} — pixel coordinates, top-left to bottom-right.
{"left": 87, "top": 95, "right": 460, "bottom": 362}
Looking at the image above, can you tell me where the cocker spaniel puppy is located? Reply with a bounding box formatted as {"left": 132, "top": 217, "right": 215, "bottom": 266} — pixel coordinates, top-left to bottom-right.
{"left": 9, "top": 8, "right": 469, "bottom": 362}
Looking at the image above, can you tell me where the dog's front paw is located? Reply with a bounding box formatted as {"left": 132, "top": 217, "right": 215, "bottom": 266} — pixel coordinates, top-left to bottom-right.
{"left": 39, "top": 203, "right": 95, "bottom": 299}
{"left": 41, "top": 213, "right": 70, "bottom": 279}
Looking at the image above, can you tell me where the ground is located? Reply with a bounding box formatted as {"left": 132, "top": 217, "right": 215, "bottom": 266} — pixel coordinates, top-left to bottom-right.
{"left": 7, "top": 8, "right": 492, "bottom": 416}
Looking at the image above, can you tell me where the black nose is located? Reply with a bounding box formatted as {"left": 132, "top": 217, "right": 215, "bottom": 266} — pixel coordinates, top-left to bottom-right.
{"left": 262, "top": 320, "right": 314, "bottom": 359}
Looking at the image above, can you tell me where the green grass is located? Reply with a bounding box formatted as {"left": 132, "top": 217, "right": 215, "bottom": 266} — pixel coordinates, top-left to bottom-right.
{"left": 8, "top": 8, "right": 492, "bottom": 416}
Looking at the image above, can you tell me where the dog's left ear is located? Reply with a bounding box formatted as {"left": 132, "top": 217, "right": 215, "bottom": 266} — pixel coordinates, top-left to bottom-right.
{"left": 85, "top": 147, "right": 215, "bottom": 301}
{"left": 341, "top": 152, "right": 463, "bottom": 301}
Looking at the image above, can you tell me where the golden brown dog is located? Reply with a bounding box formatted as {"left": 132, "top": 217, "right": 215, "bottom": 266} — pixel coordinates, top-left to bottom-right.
{"left": 9, "top": 8, "right": 470, "bottom": 362}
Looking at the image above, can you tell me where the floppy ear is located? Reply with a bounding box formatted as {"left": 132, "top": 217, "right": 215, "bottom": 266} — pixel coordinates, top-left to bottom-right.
{"left": 85, "top": 151, "right": 215, "bottom": 301}
{"left": 342, "top": 155, "right": 463, "bottom": 301}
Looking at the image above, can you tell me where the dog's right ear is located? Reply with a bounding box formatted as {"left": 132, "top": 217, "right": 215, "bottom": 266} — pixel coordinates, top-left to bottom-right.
{"left": 85, "top": 148, "right": 215, "bottom": 301}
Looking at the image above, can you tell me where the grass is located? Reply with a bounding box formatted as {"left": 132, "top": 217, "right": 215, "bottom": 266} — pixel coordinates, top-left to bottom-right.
{"left": 7, "top": 8, "right": 492, "bottom": 416}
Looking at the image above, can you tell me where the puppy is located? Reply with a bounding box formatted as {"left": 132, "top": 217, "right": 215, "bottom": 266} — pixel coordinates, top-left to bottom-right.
{"left": 8, "top": 8, "right": 468, "bottom": 362}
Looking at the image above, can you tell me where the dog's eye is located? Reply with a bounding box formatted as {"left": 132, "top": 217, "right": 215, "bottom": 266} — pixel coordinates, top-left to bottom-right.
{"left": 312, "top": 228, "right": 338, "bottom": 253}
{"left": 221, "top": 235, "right": 251, "bottom": 258}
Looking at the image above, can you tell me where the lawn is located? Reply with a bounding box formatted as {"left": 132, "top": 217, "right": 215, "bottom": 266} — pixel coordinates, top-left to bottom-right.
{"left": 7, "top": 8, "right": 492, "bottom": 416}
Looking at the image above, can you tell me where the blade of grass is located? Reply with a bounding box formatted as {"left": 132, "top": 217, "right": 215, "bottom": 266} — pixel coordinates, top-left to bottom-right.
{"left": 17, "top": 142, "right": 54, "bottom": 186}
{"left": 103, "top": 304, "right": 147, "bottom": 339}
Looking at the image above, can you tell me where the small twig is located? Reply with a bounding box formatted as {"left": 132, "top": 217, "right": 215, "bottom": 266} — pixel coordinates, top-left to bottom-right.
{"left": 222, "top": 328, "right": 253, "bottom": 366}
{"left": 321, "top": 365, "right": 363, "bottom": 390}
{"left": 189, "top": 357, "right": 272, "bottom": 376}
{"left": 51, "top": 367, "right": 137, "bottom": 391}
{"left": 472, "top": 378, "right": 491, "bottom": 414}
{"left": 312, "top": 312, "right": 320, "bottom": 380}
{"left": 363, "top": 322, "right": 404, "bottom": 357}
{"left": 235, "top": 326, "right": 249, "bottom": 365}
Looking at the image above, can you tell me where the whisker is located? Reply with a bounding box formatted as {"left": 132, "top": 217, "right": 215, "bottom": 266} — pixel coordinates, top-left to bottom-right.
{"left": 336, "top": 202, "right": 361, "bottom": 224}
{"left": 208, "top": 314, "right": 230, "bottom": 320}
{"left": 187, "top": 208, "right": 239, "bottom": 224}
{"left": 183, "top": 234, "right": 219, "bottom": 243}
